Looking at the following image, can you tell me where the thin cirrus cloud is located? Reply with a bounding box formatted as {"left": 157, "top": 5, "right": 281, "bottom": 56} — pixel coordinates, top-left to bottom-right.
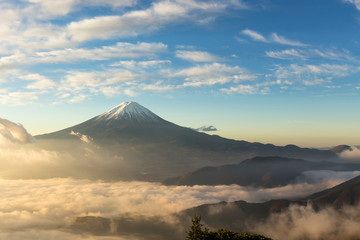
{"left": 35, "top": 42, "right": 167, "bottom": 62}
{"left": 241, "top": 29, "right": 268, "bottom": 42}
{"left": 266, "top": 49, "right": 307, "bottom": 60}
{"left": 343, "top": 0, "right": 360, "bottom": 10}
{"left": 270, "top": 33, "right": 308, "bottom": 47}
{"left": 221, "top": 84, "right": 270, "bottom": 95}
{"left": 29, "top": 42, "right": 168, "bottom": 64}
{"left": 111, "top": 60, "right": 171, "bottom": 69}
{"left": 241, "top": 29, "right": 308, "bottom": 47}
{"left": 266, "top": 48, "right": 353, "bottom": 60}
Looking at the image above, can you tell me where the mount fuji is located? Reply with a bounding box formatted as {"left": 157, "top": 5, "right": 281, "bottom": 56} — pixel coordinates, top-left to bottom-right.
{"left": 37, "top": 101, "right": 337, "bottom": 160}
{"left": 93, "top": 101, "right": 166, "bottom": 125}
{"left": 35, "top": 101, "right": 340, "bottom": 181}
{"left": 37, "top": 101, "right": 182, "bottom": 142}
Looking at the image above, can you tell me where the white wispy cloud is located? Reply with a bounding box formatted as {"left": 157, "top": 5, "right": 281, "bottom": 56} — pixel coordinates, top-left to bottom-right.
{"left": 172, "top": 62, "right": 256, "bottom": 87}
{"left": 20, "top": 73, "right": 56, "bottom": 90}
{"left": 139, "top": 81, "right": 175, "bottom": 92}
{"left": 18, "top": 0, "right": 137, "bottom": 20}
{"left": 221, "top": 84, "right": 270, "bottom": 95}
{"left": 241, "top": 29, "right": 268, "bottom": 42}
{"left": 59, "top": 70, "right": 137, "bottom": 93}
{"left": 66, "top": 0, "right": 232, "bottom": 42}
{"left": 0, "top": 91, "right": 40, "bottom": 105}
{"left": 242, "top": 29, "right": 308, "bottom": 47}
{"left": 0, "top": 52, "right": 27, "bottom": 70}
{"left": 0, "top": 0, "right": 255, "bottom": 105}
{"left": 175, "top": 50, "right": 218, "bottom": 62}
{"left": 266, "top": 49, "right": 306, "bottom": 60}
{"left": 111, "top": 60, "right": 171, "bottom": 69}
{"left": 343, "top": 0, "right": 360, "bottom": 10}
{"left": 0, "top": 42, "right": 163, "bottom": 67}
{"left": 273, "top": 63, "right": 360, "bottom": 86}
{"left": 303, "top": 78, "right": 328, "bottom": 86}
{"left": 270, "top": 33, "right": 308, "bottom": 47}
{"left": 220, "top": 84, "right": 259, "bottom": 94}
{"left": 0, "top": 0, "right": 238, "bottom": 62}
{"left": 266, "top": 48, "right": 353, "bottom": 60}
{"left": 68, "top": 94, "right": 87, "bottom": 103}
{"left": 25, "top": 0, "right": 79, "bottom": 18}
{"left": 35, "top": 42, "right": 168, "bottom": 63}
{"left": 56, "top": 68, "right": 176, "bottom": 102}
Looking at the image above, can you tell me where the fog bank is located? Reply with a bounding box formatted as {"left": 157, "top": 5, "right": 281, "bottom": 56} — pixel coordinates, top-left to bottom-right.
{"left": 255, "top": 204, "right": 360, "bottom": 240}
{"left": 0, "top": 177, "right": 352, "bottom": 240}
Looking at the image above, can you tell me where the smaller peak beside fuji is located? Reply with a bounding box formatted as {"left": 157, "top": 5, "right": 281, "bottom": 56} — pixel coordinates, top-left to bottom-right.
{"left": 330, "top": 145, "right": 351, "bottom": 154}
{"left": 95, "top": 101, "right": 164, "bottom": 123}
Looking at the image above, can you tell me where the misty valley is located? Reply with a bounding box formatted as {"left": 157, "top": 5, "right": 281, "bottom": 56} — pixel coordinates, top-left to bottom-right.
{"left": 1, "top": 102, "right": 360, "bottom": 240}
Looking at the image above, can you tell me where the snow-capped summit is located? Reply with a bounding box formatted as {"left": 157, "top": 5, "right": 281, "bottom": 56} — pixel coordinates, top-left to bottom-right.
{"left": 36, "top": 101, "right": 173, "bottom": 140}
{"left": 95, "top": 101, "right": 164, "bottom": 124}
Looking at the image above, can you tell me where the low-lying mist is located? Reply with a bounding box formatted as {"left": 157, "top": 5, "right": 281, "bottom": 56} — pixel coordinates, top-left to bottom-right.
{"left": 254, "top": 204, "right": 360, "bottom": 240}
{"left": 340, "top": 146, "right": 360, "bottom": 161}
{"left": 0, "top": 177, "right": 359, "bottom": 240}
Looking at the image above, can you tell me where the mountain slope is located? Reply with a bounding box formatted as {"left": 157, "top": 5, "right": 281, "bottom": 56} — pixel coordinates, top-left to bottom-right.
{"left": 308, "top": 174, "right": 360, "bottom": 209}
{"left": 181, "top": 175, "right": 360, "bottom": 232}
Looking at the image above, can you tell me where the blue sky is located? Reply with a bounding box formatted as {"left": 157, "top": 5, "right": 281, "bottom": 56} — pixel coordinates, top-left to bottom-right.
{"left": 1, "top": 0, "right": 360, "bottom": 147}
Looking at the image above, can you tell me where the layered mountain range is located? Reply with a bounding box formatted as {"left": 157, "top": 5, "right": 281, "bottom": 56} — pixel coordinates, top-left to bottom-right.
{"left": 37, "top": 102, "right": 337, "bottom": 160}
{"left": 34, "top": 101, "right": 345, "bottom": 181}
{"left": 181, "top": 174, "right": 360, "bottom": 232}
{"left": 71, "top": 174, "right": 360, "bottom": 239}
{"left": 32, "top": 101, "right": 360, "bottom": 239}
{"left": 164, "top": 156, "right": 360, "bottom": 187}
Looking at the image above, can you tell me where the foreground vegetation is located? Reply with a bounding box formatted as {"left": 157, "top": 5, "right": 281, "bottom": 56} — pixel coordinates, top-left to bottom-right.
{"left": 186, "top": 216, "right": 272, "bottom": 240}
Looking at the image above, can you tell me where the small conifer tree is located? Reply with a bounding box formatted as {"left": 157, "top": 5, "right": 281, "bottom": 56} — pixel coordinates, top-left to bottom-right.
{"left": 185, "top": 216, "right": 272, "bottom": 240}
{"left": 186, "top": 215, "right": 209, "bottom": 240}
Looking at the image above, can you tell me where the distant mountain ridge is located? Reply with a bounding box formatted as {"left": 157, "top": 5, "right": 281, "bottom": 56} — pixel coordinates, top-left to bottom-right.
{"left": 36, "top": 101, "right": 338, "bottom": 159}
{"left": 163, "top": 156, "right": 360, "bottom": 187}
{"left": 34, "top": 101, "right": 340, "bottom": 181}
{"left": 330, "top": 145, "right": 352, "bottom": 154}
